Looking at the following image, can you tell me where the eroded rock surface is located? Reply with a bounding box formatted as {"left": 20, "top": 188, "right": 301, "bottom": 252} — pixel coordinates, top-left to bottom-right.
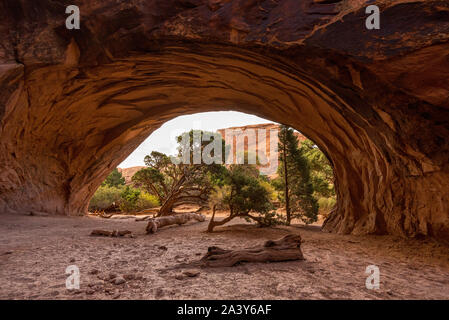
{"left": 0, "top": 0, "right": 448, "bottom": 240}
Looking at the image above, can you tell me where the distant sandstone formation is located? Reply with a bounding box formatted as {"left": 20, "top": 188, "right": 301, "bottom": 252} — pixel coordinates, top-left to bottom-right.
{"left": 217, "top": 123, "right": 306, "bottom": 177}
{"left": 117, "top": 166, "right": 145, "bottom": 185}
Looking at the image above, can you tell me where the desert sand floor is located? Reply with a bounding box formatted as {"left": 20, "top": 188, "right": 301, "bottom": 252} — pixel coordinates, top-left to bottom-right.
{"left": 0, "top": 213, "right": 448, "bottom": 300}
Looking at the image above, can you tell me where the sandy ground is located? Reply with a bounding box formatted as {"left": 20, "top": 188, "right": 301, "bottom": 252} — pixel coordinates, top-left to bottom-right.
{"left": 0, "top": 212, "right": 448, "bottom": 300}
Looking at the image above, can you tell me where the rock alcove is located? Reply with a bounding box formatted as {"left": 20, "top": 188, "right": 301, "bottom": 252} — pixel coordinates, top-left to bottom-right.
{"left": 0, "top": 0, "right": 448, "bottom": 240}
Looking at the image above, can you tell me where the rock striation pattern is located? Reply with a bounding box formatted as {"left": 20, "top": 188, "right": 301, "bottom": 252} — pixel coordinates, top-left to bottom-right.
{"left": 0, "top": 0, "right": 448, "bottom": 240}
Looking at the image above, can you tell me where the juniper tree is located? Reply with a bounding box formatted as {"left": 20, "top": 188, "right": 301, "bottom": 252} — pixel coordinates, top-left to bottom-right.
{"left": 207, "top": 164, "right": 274, "bottom": 232}
{"left": 274, "top": 125, "right": 318, "bottom": 225}
{"left": 132, "top": 130, "right": 226, "bottom": 216}
{"left": 101, "top": 168, "right": 125, "bottom": 188}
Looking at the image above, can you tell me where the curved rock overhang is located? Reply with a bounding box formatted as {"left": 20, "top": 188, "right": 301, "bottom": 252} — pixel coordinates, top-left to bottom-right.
{"left": 0, "top": 0, "right": 448, "bottom": 240}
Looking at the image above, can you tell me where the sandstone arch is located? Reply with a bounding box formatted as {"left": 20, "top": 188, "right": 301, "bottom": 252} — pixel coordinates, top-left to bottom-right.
{"left": 0, "top": 0, "right": 448, "bottom": 240}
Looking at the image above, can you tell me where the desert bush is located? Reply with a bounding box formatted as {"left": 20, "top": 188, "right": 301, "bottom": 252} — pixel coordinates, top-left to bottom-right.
{"left": 120, "top": 186, "right": 159, "bottom": 212}
{"left": 248, "top": 211, "right": 286, "bottom": 227}
{"left": 89, "top": 185, "right": 122, "bottom": 211}
{"left": 317, "top": 197, "right": 337, "bottom": 212}
{"left": 119, "top": 186, "right": 141, "bottom": 212}
{"left": 207, "top": 165, "right": 275, "bottom": 232}
{"left": 259, "top": 179, "right": 278, "bottom": 202}
{"left": 136, "top": 192, "right": 159, "bottom": 210}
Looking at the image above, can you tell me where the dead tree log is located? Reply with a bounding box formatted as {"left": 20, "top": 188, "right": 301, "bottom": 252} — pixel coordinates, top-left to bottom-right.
{"left": 199, "top": 234, "right": 304, "bottom": 267}
{"left": 90, "top": 229, "right": 132, "bottom": 237}
{"left": 146, "top": 212, "right": 205, "bottom": 234}
{"left": 169, "top": 234, "right": 304, "bottom": 268}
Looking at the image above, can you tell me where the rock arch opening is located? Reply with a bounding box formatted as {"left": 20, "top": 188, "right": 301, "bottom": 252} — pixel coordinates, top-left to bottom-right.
{"left": 93, "top": 111, "right": 336, "bottom": 224}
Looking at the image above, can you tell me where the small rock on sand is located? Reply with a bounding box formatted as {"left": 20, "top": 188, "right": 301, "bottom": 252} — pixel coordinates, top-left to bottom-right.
{"left": 49, "top": 290, "right": 59, "bottom": 296}
{"left": 175, "top": 274, "right": 185, "bottom": 280}
{"left": 89, "top": 268, "right": 99, "bottom": 275}
{"left": 86, "top": 288, "right": 95, "bottom": 295}
{"left": 183, "top": 269, "right": 200, "bottom": 278}
{"left": 276, "top": 283, "right": 291, "bottom": 292}
{"left": 113, "top": 277, "right": 126, "bottom": 285}
{"left": 123, "top": 274, "right": 135, "bottom": 280}
{"left": 89, "top": 280, "right": 104, "bottom": 287}
{"left": 108, "top": 273, "right": 117, "bottom": 280}
{"left": 155, "top": 288, "right": 164, "bottom": 298}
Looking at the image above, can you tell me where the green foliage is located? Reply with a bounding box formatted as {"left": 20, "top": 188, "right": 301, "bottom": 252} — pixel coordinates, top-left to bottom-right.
{"left": 275, "top": 125, "right": 319, "bottom": 224}
{"left": 132, "top": 130, "right": 229, "bottom": 215}
{"left": 317, "top": 197, "right": 337, "bottom": 212}
{"left": 132, "top": 166, "right": 168, "bottom": 203}
{"left": 119, "top": 186, "right": 159, "bottom": 213}
{"left": 254, "top": 211, "right": 287, "bottom": 227}
{"left": 300, "top": 139, "right": 335, "bottom": 198}
{"left": 89, "top": 185, "right": 122, "bottom": 211}
{"left": 89, "top": 184, "right": 159, "bottom": 213}
{"left": 136, "top": 192, "right": 160, "bottom": 210}
{"left": 225, "top": 165, "right": 273, "bottom": 217}
{"left": 119, "top": 186, "right": 141, "bottom": 212}
{"left": 176, "top": 130, "right": 228, "bottom": 165}
{"left": 208, "top": 185, "right": 231, "bottom": 210}
{"left": 259, "top": 179, "right": 278, "bottom": 202}
{"left": 206, "top": 165, "right": 229, "bottom": 187}
{"left": 101, "top": 168, "right": 125, "bottom": 188}
{"left": 208, "top": 164, "right": 279, "bottom": 228}
{"left": 299, "top": 139, "right": 336, "bottom": 214}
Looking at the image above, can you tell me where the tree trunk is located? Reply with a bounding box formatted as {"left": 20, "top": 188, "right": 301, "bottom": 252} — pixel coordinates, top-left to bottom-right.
{"left": 282, "top": 142, "right": 291, "bottom": 225}
{"left": 157, "top": 174, "right": 186, "bottom": 216}
{"left": 207, "top": 205, "right": 218, "bottom": 232}
{"left": 146, "top": 212, "right": 205, "bottom": 233}
{"left": 175, "top": 234, "right": 304, "bottom": 268}
{"left": 207, "top": 211, "right": 237, "bottom": 232}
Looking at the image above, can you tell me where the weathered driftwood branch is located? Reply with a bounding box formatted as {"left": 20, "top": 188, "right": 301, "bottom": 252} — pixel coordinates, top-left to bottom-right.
{"left": 170, "top": 234, "right": 304, "bottom": 268}
{"left": 88, "top": 210, "right": 114, "bottom": 218}
{"left": 146, "top": 212, "right": 206, "bottom": 234}
{"left": 90, "top": 229, "right": 133, "bottom": 237}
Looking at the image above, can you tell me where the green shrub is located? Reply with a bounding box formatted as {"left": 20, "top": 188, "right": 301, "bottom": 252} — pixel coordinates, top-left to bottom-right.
{"left": 119, "top": 186, "right": 141, "bottom": 212}
{"left": 253, "top": 211, "right": 287, "bottom": 227}
{"left": 119, "top": 187, "right": 159, "bottom": 212}
{"left": 136, "top": 192, "right": 159, "bottom": 210}
{"left": 89, "top": 185, "right": 122, "bottom": 211}
{"left": 317, "top": 197, "right": 337, "bottom": 212}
